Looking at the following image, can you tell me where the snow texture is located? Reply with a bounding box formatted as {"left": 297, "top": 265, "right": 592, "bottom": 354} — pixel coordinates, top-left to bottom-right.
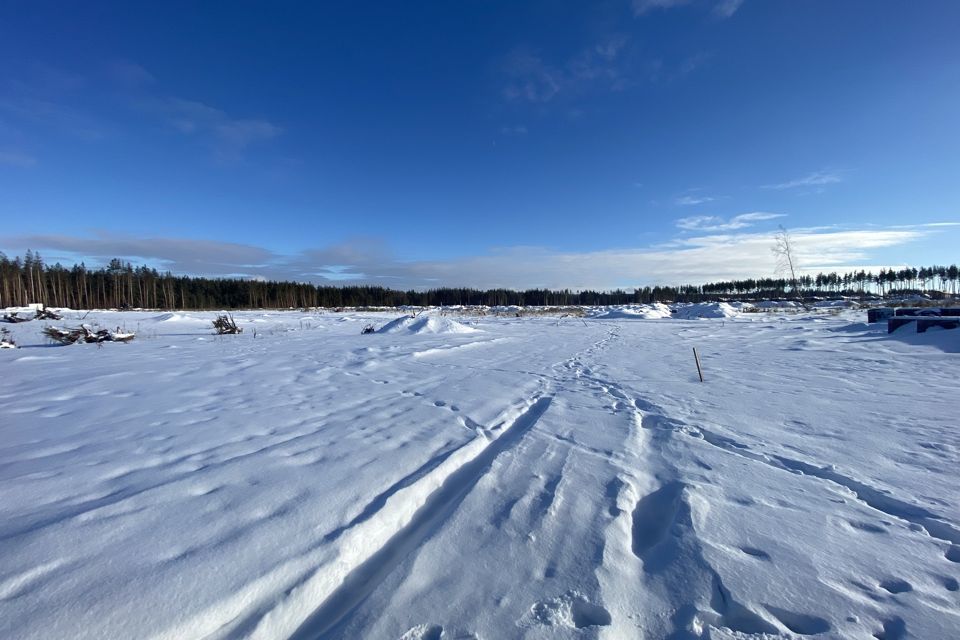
{"left": 1, "top": 307, "right": 958, "bottom": 639}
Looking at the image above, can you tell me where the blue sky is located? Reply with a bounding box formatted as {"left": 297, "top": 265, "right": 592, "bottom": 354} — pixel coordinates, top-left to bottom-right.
{"left": 1, "top": 0, "right": 958, "bottom": 289}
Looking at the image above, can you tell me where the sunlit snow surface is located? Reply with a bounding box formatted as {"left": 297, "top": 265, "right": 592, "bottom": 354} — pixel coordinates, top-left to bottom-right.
{"left": 1, "top": 309, "right": 958, "bottom": 639}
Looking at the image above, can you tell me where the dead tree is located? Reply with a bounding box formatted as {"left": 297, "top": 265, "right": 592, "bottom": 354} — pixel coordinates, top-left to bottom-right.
{"left": 2, "top": 313, "right": 30, "bottom": 323}
{"left": 772, "top": 225, "right": 800, "bottom": 294}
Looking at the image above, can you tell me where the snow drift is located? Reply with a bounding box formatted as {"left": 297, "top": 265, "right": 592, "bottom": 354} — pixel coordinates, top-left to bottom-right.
{"left": 670, "top": 302, "right": 741, "bottom": 319}
{"left": 590, "top": 303, "right": 673, "bottom": 320}
{"left": 376, "top": 314, "right": 479, "bottom": 335}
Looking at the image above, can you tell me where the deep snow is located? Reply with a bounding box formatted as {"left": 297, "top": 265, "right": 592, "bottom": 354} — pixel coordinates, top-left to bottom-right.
{"left": 1, "top": 308, "right": 958, "bottom": 639}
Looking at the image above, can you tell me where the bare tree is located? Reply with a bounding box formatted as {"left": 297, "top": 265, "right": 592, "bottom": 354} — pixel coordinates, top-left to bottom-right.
{"left": 772, "top": 225, "right": 799, "bottom": 294}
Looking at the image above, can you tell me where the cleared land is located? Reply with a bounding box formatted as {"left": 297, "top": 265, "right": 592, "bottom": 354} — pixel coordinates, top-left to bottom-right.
{"left": 1, "top": 308, "right": 958, "bottom": 639}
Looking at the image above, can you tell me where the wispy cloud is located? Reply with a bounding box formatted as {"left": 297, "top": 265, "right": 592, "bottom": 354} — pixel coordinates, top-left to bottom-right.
{"left": 0, "top": 150, "right": 37, "bottom": 168}
{"left": 106, "top": 60, "right": 156, "bottom": 87}
{"left": 713, "top": 0, "right": 745, "bottom": 18}
{"left": 676, "top": 211, "right": 785, "bottom": 231}
{"left": 633, "top": 0, "right": 690, "bottom": 15}
{"left": 763, "top": 170, "right": 843, "bottom": 190}
{"left": 502, "top": 51, "right": 562, "bottom": 103}
{"left": 500, "top": 125, "right": 528, "bottom": 136}
{"left": 132, "top": 65, "right": 282, "bottom": 155}
{"left": 0, "top": 96, "right": 107, "bottom": 141}
{"left": 675, "top": 194, "right": 715, "bottom": 206}
{"left": 0, "top": 63, "right": 107, "bottom": 141}
{"left": 3, "top": 232, "right": 273, "bottom": 275}
{"left": 501, "top": 37, "right": 632, "bottom": 104}
{"left": 633, "top": 0, "right": 745, "bottom": 18}
{"left": 0, "top": 60, "right": 282, "bottom": 160}
{"left": 143, "top": 96, "right": 282, "bottom": 157}
{"left": 1, "top": 224, "right": 936, "bottom": 290}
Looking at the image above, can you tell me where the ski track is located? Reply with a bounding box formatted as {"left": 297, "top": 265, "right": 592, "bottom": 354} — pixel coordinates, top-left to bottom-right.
{"left": 283, "top": 397, "right": 554, "bottom": 640}
{"left": 194, "top": 393, "right": 555, "bottom": 640}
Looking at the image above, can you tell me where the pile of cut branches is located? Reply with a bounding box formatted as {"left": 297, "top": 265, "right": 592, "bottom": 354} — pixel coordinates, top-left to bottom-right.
{"left": 2, "top": 313, "right": 30, "bottom": 323}
{"left": 43, "top": 325, "right": 135, "bottom": 345}
{"left": 0, "top": 327, "right": 16, "bottom": 349}
{"left": 35, "top": 308, "right": 63, "bottom": 320}
{"left": 212, "top": 314, "right": 242, "bottom": 334}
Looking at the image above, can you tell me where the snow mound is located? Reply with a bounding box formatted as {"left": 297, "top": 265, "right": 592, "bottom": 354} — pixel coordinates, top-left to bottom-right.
{"left": 813, "top": 299, "right": 858, "bottom": 308}
{"left": 152, "top": 313, "right": 200, "bottom": 322}
{"left": 754, "top": 300, "right": 800, "bottom": 309}
{"left": 591, "top": 303, "right": 672, "bottom": 320}
{"left": 672, "top": 302, "right": 740, "bottom": 319}
{"left": 377, "top": 315, "right": 479, "bottom": 335}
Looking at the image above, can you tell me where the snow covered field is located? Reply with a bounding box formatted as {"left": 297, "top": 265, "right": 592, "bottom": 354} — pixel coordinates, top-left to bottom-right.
{"left": 1, "top": 308, "right": 958, "bottom": 639}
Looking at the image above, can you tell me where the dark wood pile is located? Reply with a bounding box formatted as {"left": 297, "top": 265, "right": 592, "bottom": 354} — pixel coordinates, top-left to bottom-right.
{"left": 43, "top": 325, "right": 136, "bottom": 345}
{"left": 35, "top": 308, "right": 63, "bottom": 320}
{"left": 212, "top": 314, "right": 242, "bottom": 334}
{"left": 0, "top": 327, "right": 16, "bottom": 348}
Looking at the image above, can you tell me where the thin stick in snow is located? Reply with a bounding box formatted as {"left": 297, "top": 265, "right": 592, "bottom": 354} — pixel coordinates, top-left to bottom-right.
{"left": 693, "top": 346, "right": 704, "bottom": 382}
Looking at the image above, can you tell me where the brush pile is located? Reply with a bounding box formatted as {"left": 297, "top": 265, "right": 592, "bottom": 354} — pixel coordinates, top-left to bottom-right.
{"left": 0, "top": 327, "right": 16, "bottom": 348}
{"left": 35, "top": 308, "right": 63, "bottom": 320}
{"left": 212, "top": 314, "right": 242, "bottom": 334}
{"left": 43, "top": 325, "right": 136, "bottom": 345}
{"left": 1, "top": 308, "right": 64, "bottom": 323}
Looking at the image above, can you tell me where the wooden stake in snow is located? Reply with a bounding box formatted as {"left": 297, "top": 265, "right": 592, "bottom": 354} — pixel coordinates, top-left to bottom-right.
{"left": 693, "top": 347, "right": 704, "bottom": 382}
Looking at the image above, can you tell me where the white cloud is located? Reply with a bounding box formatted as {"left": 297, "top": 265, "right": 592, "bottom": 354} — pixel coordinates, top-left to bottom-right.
{"left": 714, "top": 0, "right": 745, "bottom": 18}
{"left": 676, "top": 211, "right": 785, "bottom": 231}
{"left": 763, "top": 170, "right": 843, "bottom": 190}
{"left": 675, "top": 194, "right": 715, "bottom": 206}
{"left": 633, "top": 0, "right": 744, "bottom": 18}
{"left": 633, "top": 0, "right": 690, "bottom": 15}
{"left": 2, "top": 232, "right": 273, "bottom": 275}
{"left": 2, "top": 224, "right": 936, "bottom": 291}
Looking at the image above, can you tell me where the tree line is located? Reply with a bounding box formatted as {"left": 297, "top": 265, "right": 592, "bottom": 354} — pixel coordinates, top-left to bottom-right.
{"left": 1, "top": 251, "right": 957, "bottom": 310}
{"left": 701, "top": 266, "right": 960, "bottom": 297}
